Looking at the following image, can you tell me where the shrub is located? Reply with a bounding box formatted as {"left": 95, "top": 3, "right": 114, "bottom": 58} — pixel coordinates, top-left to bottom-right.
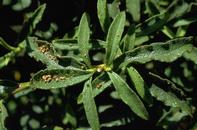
{"left": 0, "top": 0, "right": 197, "bottom": 130}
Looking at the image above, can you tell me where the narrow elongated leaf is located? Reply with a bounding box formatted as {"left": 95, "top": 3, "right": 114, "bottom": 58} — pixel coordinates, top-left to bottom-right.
{"left": 82, "top": 79, "right": 100, "bottom": 130}
{"left": 27, "top": 37, "right": 62, "bottom": 68}
{"left": 123, "top": 24, "right": 135, "bottom": 52}
{"left": 52, "top": 39, "right": 79, "bottom": 50}
{"left": 97, "top": 0, "right": 110, "bottom": 33}
{"left": 19, "top": 4, "right": 46, "bottom": 41}
{"left": 77, "top": 73, "right": 112, "bottom": 104}
{"left": 64, "top": 104, "right": 77, "bottom": 127}
{"left": 127, "top": 67, "right": 153, "bottom": 104}
{"left": 78, "top": 13, "right": 91, "bottom": 67}
{"left": 30, "top": 67, "right": 92, "bottom": 89}
{"left": 108, "top": 71, "right": 149, "bottom": 120}
{"left": 173, "top": 17, "right": 197, "bottom": 27}
{"left": 136, "top": 12, "right": 169, "bottom": 36}
{"left": 183, "top": 47, "right": 197, "bottom": 65}
{"left": 52, "top": 39, "right": 105, "bottom": 51}
{"left": 108, "top": 0, "right": 120, "bottom": 19}
{"left": 115, "top": 37, "right": 193, "bottom": 68}
{"left": 150, "top": 84, "right": 192, "bottom": 116}
{"left": 105, "top": 12, "right": 125, "bottom": 65}
{"left": 0, "top": 100, "right": 8, "bottom": 130}
{"left": 78, "top": 12, "right": 90, "bottom": 55}
{"left": 126, "top": 0, "right": 140, "bottom": 22}
{"left": 92, "top": 73, "right": 112, "bottom": 97}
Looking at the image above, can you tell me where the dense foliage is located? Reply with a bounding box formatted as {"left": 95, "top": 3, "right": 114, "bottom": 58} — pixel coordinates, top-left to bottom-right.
{"left": 0, "top": 0, "right": 197, "bottom": 130}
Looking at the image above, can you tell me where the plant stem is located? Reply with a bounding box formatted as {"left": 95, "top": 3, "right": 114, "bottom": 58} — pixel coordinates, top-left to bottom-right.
{"left": 0, "top": 37, "right": 16, "bottom": 51}
{"left": 12, "top": 82, "right": 30, "bottom": 94}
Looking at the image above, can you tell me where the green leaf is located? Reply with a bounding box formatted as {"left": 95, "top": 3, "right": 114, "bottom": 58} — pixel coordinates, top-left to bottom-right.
{"left": 127, "top": 67, "right": 153, "bottom": 104}
{"left": 52, "top": 39, "right": 79, "bottom": 51}
{"left": 183, "top": 47, "right": 197, "bottom": 65}
{"left": 108, "top": 71, "right": 149, "bottom": 120}
{"left": 30, "top": 67, "right": 93, "bottom": 89}
{"left": 134, "top": 36, "right": 149, "bottom": 46}
{"left": 123, "top": 24, "right": 136, "bottom": 52}
{"left": 77, "top": 73, "right": 111, "bottom": 104}
{"left": 12, "top": 0, "right": 31, "bottom": 11}
{"left": 105, "top": 12, "right": 126, "bottom": 65}
{"left": 63, "top": 104, "right": 77, "bottom": 127}
{"left": 145, "top": 0, "right": 160, "bottom": 15}
{"left": 28, "top": 4, "right": 46, "bottom": 31}
{"left": 82, "top": 79, "right": 100, "bottom": 130}
{"left": 126, "top": 0, "right": 141, "bottom": 22}
{"left": 173, "top": 17, "right": 197, "bottom": 27}
{"left": 115, "top": 37, "right": 193, "bottom": 68}
{"left": 19, "top": 4, "right": 46, "bottom": 41}
{"left": 176, "top": 26, "right": 187, "bottom": 37}
{"left": 108, "top": 0, "right": 120, "bottom": 19}
{"left": 0, "top": 100, "right": 8, "bottom": 130}
{"left": 136, "top": 12, "right": 169, "bottom": 36}
{"left": 52, "top": 39, "right": 105, "bottom": 51}
{"left": 78, "top": 12, "right": 91, "bottom": 67}
{"left": 168, "top": 2, "right": 189, "bottom": 21}
{"left": 27, "top": 37, "right": 62, "bottom": 68}
{"left": 150, "top": 84, "right": 192, "bottom": 116}
{"left": 97, "top": 0, "right": 110, "bottom": 33}
{"left": 92, "top": 73, "right": 112, "bottom": 97}
{"left": 162, "top": 26, "right": 175, "bottom": 39}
